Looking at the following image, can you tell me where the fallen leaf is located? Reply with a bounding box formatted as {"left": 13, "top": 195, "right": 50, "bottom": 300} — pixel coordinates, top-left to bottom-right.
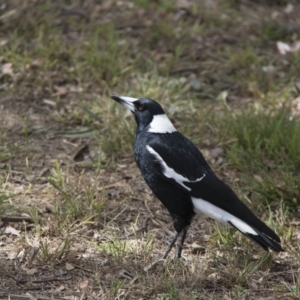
{"left": 45, "top": 203, "right": 54, "bottom": 213}
{"left": 277, "top": 41, "right": 291, "bottom": 55}
{"left": 66, "top": 254, "right": 81, "bottom": 265}
{"left": 107, "top": 188, "right": 120, "bottom": 197}
{"left": 191, "top": 78, "right": 202, "bottom": 91}
{"left": 43, "top": 99, "right": 56, "bottom": 107}
{"left": 250, "top": 280, "right": 258, "bottom": 289}
{"left": 203, "top": 234, "right": 211, "bottom": 242}
{"left": 284, "top": 3, "right": 294, "bottom": 14}
{"left": 209, "top": 147, "right": 224, "bottom": 159}
{"left": 117, "top": 269, "right": 134, "bottom": 280}
{"left": 0, "top": 9, "right": 17, "bottom": 21}
{"left": 262, "top": 65, "right": 275, "bottom": 73}
{"left": 176, "top": 0, "right": 191, "bottom": 9}
{"left": 7, "top": 250, "right": 19, "bottom": 260}
{"left": 0, "top": 40, "right": 7, "bottom": 47}
{"left": 66, "top": 262, "right": 75, "bottom": 270}
{"left": 5, "top": 226, "right": 20, "bottom": 236}
{"left": 31, "top": 59, "right": 42, "bottom": 68}
{"left": 1, "top": 63, "right": 14, "bottom": 76}
{"left": 190, "top": 242, "right": 206, "bottom": 255}
{"left": 56, "top": 285, "right": 65, "bottom": 292}
{"left": 78, "top": 279, "right": 89, "bottom": 290}
{"left": 55, "top": 86, "right": 68, "bottom": 96}
{"left": 26, "top": 268, "right": 38, "bottom": 275}
{"left": 74, "top": 144, "right": 90, "bottom": 162}
{"left": 69, "top": 85, "right": 83, "bottom": 93}
{"left": 253, "top": 174, "right": 263, "bottom": 182}
{"left": 277, "top": 41, "right": 300, "bottom": 55}
{"left": 216, "top": 90, "right": 228, "bottom": 103}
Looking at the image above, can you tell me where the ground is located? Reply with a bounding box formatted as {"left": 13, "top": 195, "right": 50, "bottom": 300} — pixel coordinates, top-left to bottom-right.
{"left": 0, "top": 0, "right": 300, "bottom": 299}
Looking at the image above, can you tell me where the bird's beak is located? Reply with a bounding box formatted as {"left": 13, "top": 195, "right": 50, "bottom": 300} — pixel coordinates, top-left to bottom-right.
{"left": 111, "top": 95, "right": 138, "bottom": 112}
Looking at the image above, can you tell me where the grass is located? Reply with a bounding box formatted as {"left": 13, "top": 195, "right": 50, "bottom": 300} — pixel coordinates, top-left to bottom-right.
{"left": 0, "top": 0, "right": 300, "bottom": 299}
{"left": 220, "top": 106, "right": 300, "bottom": 211}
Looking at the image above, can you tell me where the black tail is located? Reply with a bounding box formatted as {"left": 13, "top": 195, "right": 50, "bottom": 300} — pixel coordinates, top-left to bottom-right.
{"left": 229, "top": 221, "right": 284, "bottom": 252}
{"left": 245, "top": 231, "right": 284, "bottom": 252}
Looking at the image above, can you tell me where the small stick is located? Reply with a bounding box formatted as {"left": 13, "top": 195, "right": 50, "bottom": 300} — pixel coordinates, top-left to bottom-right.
{"left": 16, "top": 276, "right": 72, "bottom": 284}
{"left": 0, "top": 291, "right": 54, "bottom": 300}
{"left": 0, "top": 271, "right": 72, "bottom": 284}
{"left": 27, "top": 246, "right": 40, "bottom": 265}
{"left": 0, "top": 222, "right": 8, "bottom": 229}
{"left": 124, "top": 218, "right": 150, "bottom": 238}
{"left": 170, "top": 67, "right": 198, "bottom": 74}
{"left": 1, "top": 216, "right": 34, "bottom": 223}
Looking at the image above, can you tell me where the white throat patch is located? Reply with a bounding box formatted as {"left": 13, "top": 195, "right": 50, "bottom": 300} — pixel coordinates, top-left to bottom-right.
{"left": 148, "top": 114, "right": 177, "bottom": 133}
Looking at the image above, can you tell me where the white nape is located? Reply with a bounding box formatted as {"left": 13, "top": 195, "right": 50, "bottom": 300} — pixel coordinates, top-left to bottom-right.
{"left": 192, "top": 197, "right": 258, "bottom": 235}
{"left": 146, "top": 145, "right": 206, "bottom": 191}
{"left": 148, "top": 114, "right": 177, "bottom": 133}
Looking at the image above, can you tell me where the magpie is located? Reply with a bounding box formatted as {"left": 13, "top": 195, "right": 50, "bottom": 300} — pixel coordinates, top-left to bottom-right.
{"left": 111, "top": 95, "right": 284, "bottom": 259}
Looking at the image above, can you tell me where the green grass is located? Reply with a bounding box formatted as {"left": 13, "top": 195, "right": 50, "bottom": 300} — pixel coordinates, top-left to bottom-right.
{"left": 0, "top": 146, "right": 13, "bottom": 162}
{"left": 219, "top": 107, "right": 300, "bottom": 210}
{"left": 48, "top": 162, "right": 107, "bottom": 223}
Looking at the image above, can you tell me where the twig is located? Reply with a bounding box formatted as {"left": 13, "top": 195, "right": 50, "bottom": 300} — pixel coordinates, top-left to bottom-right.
{"left": 0, "top": 221, "right": 8, "bottom": 229}
{"left": 106, "top": 207, "right": 128, "bottom": 226}
{"left": 124, "top": 218, "right": 150, "bottom": 238}
{"left": 98, "top": 182, "right": 123, "bottom": 192}
{"left": 0, "top": 292, "right": 56, "bottom": 300}
{"left": 1, "top": 272, "right": 72, "bottom": 285}
{"left": 98, "top": 291, "right": 111, "bottom": 300}
{"left": 8, "top": 178, "right": 31, "bottom": 185}
{"left": 55, "top": 5, "right": 89, "bottom": 20}
{"left": 20, "top": 276, "right": 72, "bottom": 284}
{"left": 144, "top": 199, "right": 156, "bottom": 219}
{"left": 170, "top": 67, "right": 198, "bottom": 74}
{"left": 28, "top": 246, "right": 40, "bottom": 265}
{"left": 71, "top": 263, "right": 93, "bottom": 273}
{"left": 1, "top": 216, "right": 34, "bottom": 223}
{"left": 116, "top": 24, "right": 147, "bottom": 30}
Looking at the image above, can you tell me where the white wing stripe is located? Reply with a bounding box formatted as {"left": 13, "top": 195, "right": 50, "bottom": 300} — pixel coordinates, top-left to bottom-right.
{"left": 146, "top": 145, "right": 206, "bottom": 191}
{"left": 192, "top": 197, "right": 258, "bottom": 235}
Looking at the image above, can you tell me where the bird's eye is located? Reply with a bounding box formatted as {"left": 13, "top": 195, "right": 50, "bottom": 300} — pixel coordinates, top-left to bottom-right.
{"left": 138, "top": 104, "right": 144, "bottom": 111}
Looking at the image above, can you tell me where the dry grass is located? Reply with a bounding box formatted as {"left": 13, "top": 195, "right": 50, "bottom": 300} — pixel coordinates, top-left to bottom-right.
{"left": 1, "top": 0, "right": 300, "bottom": 299}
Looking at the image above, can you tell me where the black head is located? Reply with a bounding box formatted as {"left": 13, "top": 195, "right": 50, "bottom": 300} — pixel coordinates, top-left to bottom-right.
{"left": 111, "top": 95, "right": 168, "bottom": 133}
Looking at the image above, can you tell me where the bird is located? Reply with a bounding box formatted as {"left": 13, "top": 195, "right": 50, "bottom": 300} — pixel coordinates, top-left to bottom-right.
{"left": 111, "top": 95, "right": 284, "bottom": 259}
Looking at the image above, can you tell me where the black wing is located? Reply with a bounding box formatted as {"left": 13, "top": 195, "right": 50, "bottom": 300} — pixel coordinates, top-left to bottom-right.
{"left": 149, "top": 134, "right": 282, "bottom": 251}
{"left": 148, "top": 132, "right": 212, "bottom": 181}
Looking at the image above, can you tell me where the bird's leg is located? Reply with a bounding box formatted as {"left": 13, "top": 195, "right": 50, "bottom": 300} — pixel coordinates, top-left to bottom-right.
{"left": 162, "top": 231, "right": 181, "bottom": 259}
{"left": 177, "top": 227, "right": 188, "bottom": 259}
{"left": 144, "top": 229, "right": 183, "bottom": 272}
